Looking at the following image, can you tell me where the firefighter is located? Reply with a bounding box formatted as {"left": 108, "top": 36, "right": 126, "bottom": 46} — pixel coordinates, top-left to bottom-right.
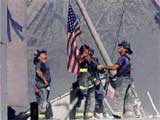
{"left": 74, "top": 44, "right": 93, "bottom": 120}
{"left": 33, "top": 49, "right": 53, "bottom": 120}
{"left": 74, "top": 44, "right": 105, "bottom": 119}
{"left": 98, "top": 40, "right": 136, "bottom": 118}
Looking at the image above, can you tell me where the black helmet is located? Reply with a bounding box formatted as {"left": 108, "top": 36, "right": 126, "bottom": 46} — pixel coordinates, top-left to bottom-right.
{"left": 33, "top": 49, "right": 47, "bottom": 65}
{"left": 34, "top": 49, "right": 40, "bottom": 57}
{"left": 79, "top": 44, "right": 90, "bottom": 55}
{"left": 118, "top": 40, "right": 133, "bottom": 54}
{"left": 34, "top": 49, "right": 47, "bottom": 58}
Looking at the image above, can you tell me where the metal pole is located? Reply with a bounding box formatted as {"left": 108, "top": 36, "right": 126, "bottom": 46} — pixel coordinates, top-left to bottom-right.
{"left": 61, "top": 97, "right": 78, "bottom": 120}
{"left": 147, "top": 91, "right": 160, "bottom": 117}
{"left": 50, "top": 92, "right": 70, "bottom": 103}
{"left": 0, "top": 0, "right": 8, "bottom": 119}
{"left": 104, "top": 98, "right": 114, "bottom": 114}
{"left": 154, "top": 0, "right": 160, "bottom": 7}
{"left": 75, "top": 0, "right": 116, "bottom": 76}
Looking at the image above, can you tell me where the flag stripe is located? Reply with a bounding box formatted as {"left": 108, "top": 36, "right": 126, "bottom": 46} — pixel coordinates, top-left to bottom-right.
{"left": 71, "top": 46, "right": 78, "bottom": 72}
{"left": 67, "top": 33, "right": 80, "bottom": 71}
{"left": 67, "top": 38, "right": 77, "bottom": 70}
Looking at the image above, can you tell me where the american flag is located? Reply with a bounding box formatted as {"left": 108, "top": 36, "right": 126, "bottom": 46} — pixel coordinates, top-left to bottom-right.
{"left": 67, "top": 3, "right": 81, "bottom": 74}
{"left": 106, "top": 83, "right": 115, "bottom": 99}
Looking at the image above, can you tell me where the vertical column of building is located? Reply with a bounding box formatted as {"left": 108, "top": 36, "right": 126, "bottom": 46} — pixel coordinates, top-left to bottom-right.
{"left": 0, "top": 0, "right": 7, "bottom": 119}
{"left": 7, "top": 0, "right": 29, "bottom": 112}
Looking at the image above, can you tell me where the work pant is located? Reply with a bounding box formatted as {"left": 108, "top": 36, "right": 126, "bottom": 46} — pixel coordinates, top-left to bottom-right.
{"left": 75, "top": 88, "right": 95, "bottom": 120}
{"left": 35, "top": 88, "right": 53, "bottom": 119}
{"left": 111, "top": 76, "right": 136, "bottom": 117}
{"left": 95, "top": 82, "right": 104, "bottom": 114}
{"left": 85, "top": 88, "right": 95, "bottom": 119}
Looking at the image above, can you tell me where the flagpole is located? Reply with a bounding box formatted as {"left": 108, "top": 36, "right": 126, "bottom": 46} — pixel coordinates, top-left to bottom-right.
{"left": 75, "top": 0, "right": 116, "bottom": 76}
{"left": 0, "top": 0, "right": 8, "bottom": 119}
